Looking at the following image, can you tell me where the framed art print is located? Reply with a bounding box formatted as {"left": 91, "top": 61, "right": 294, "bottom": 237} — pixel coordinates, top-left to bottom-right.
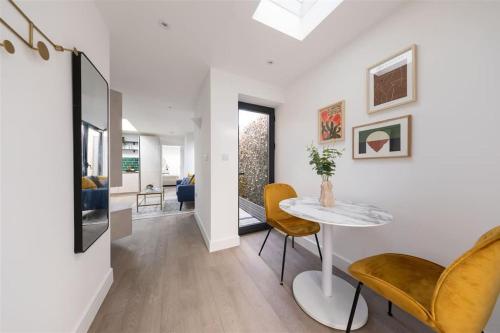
{"left": 367, "top": 45, "right": 416, "bottom": 114}
{"left": 318, "top": 100, "right": 345, "bottom": 144}
{"left": 353, "top": 115, "right": 411, "bottom": 159}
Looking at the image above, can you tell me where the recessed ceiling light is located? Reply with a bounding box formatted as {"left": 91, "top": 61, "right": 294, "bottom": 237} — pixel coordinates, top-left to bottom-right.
{"left": 253, "top": 0, "right": 345, "bottom": 41}
{"left": 159, "top": 20, "right": 169, "bottom": 30}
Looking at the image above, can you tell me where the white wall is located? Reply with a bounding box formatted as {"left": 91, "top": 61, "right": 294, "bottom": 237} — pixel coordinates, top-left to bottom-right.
{"left": 194, "top": 68, "right": 284, "bottom": 252}
{"left": 194, "top": 74, "right": 212, "bottom": 242}
{"left": 183, "top": 132, "right": 195, "bottom": 176}
{"left": 276, "top": 2, "right": 500, "bottom": 330}
{"left": 0, "top": 1, "right": 3, "bottom": 326}
{"left": 1, "top": 1, "right": 112, "bottom": 332}
{"left": 160, "top": 134, "right": 185, "bottom": 146}
{"left": 140, "top": 135, "right": 161, "bottom": 190}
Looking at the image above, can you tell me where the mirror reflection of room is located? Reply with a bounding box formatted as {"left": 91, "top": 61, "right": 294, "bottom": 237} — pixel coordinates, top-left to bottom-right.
{"left": 121, "top": 134, "right": 140, "bottom": 194}
{"left": 80, "top": 54, "right": 109, "bottom": 251}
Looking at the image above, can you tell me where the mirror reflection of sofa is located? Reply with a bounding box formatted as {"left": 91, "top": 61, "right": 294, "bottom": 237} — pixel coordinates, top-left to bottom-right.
{"left": 176, "top": 175, "right": 195, "bottom": 210}
{"left": 82, "top": 176, "right": 109, "bottom": 211}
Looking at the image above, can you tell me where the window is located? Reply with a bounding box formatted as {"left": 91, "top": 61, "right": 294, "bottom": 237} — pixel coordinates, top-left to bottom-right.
{"left": 252, "top": 0, "right": 344, "bottom": 41}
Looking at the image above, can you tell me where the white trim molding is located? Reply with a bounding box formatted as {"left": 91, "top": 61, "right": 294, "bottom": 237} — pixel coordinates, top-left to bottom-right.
{"left": 74, "top": 268, "right": 113, "bottom": 333}
{"left": 194, "top": 212, "right": 210, "bottom": 250}
{"left": 209, "top": 235, "right": 240, "bottom": 252}
{"left": 194, "top": 212, "right": 240, "bottom": 252}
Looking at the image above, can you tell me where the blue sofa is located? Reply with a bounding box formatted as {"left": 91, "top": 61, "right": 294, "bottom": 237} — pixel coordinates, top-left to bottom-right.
{"left": 176, "top": 177, "right": 194, "bottom": 210}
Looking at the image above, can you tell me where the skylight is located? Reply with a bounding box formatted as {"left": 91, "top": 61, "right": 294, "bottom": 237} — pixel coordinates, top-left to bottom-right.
{"left": 252, "top": 0, "right": 344, "bottom": 41}
{"left": 122, "top": 118, "right": 138, "bottom": 132}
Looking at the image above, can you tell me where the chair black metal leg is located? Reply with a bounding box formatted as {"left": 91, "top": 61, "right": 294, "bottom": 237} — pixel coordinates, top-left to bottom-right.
{"left": 258, "top": 227, "right": 273, "bottom": 256}
{"left": 179, "top": 202, "right": 183, "bottom": 211}
{"left": 280, "top": 235, "right": 289, "bottom": 285}
{"left": 292, "top": 236, "right": 295, "bottom": 248}
{"left": 346, "top": 282, "right": 363, "bottom": 333}
{"left": 314, "top": 233, "right": 322, "bottom": 261}
{"left": 388, "top": 301, "right": 393, "bottom": 316}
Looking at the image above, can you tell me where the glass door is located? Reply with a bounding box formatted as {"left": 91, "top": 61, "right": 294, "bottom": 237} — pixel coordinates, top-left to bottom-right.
{"left": 238, "top": 102, "right": 275, "bottom": 235}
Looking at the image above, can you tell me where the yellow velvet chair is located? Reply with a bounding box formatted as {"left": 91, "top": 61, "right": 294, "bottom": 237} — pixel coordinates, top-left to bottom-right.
{"left": 346, "top": 226, "right": 500, "bottom": 333}
{"left": 259, "top": 183, "right": 322, "bottom": 285}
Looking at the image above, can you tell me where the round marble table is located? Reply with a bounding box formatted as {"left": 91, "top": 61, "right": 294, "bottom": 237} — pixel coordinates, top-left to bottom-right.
{"left": 279, "top": 197, "right": 393, "bottom": 330}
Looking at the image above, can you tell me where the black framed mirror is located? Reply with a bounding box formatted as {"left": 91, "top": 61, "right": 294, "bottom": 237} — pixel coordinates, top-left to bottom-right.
{"left": 72, "top": 52, "right": 109, "bottom": 253}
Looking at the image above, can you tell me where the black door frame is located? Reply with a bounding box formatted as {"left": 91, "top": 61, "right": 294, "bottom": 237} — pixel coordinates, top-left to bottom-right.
{"left": 238, "top": 101, "right": 275, "bottom": 235}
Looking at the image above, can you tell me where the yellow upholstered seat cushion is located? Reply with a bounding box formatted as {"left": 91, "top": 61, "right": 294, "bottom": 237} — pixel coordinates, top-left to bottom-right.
{"left": 349, "top": 253, "right": 445, "bottom": 327}
{"left": 349, "top": 227, "right": 500, "bottom": 333}
{"left": 82, "top": 177, "right": 97, "bottom": 189}
{"left": 263, "top": 183, "right": 320, "bottom": 237}
{"left": 431, "top": 226, "right": 500, "bottom": 333}
{"left": 268, "top": 216, "right": 320, "bottom": 237}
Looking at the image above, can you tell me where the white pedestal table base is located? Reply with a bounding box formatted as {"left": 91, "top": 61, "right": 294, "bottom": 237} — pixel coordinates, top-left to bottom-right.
{"left": 293, "top": 271, "right": 368, "bottom": 330}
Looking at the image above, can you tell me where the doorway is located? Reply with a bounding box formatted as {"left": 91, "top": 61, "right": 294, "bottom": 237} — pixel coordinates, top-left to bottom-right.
{"left": 161, "top": 145, "right": 182, "bottom": 177}
{"left": 238, "top": 102, "right": 275, "bottom": 235}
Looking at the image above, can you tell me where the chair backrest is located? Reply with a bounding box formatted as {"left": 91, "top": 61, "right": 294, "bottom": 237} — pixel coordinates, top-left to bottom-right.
{"left": 431, "top": 226, "right": 500, "bottom": 333}
{"left": 263, "top": 183, "right": 297, "bottom": 222}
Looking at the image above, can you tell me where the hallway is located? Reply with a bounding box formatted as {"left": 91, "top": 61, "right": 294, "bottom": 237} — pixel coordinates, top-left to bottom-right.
{"left": 89, "top": 215, "right": 431, "bottom": 333}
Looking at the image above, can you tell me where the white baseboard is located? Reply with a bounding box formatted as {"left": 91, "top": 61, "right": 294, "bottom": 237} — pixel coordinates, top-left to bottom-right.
{"left": 74, "top": 268, "right": 113, "bottom": 333}
{"left": 294, "top": 236, "right": 352, "bottom": 274}
{"left": 194, "top": 212, "right": 210, "bottom": 250}
{"left": 209, "top": 235, "right": 240, "bottom": 252}
{"left": 194, "top": 212, "right": 240, "bottom": 252}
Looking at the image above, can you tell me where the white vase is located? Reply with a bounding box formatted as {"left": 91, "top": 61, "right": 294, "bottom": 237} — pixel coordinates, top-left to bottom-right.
{"left": 320, "top": 179, "right": 335, "bottom": 208}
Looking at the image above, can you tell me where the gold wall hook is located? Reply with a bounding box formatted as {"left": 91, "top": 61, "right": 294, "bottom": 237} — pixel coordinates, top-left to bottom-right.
{"left": 0, "top": 0, "right": 81, "bottom": 60}
{"left": 0, "top": 40, "right": 15, "bottom": 54}
{"left": 36, "top": 40, "right": 49, "bottom": 60}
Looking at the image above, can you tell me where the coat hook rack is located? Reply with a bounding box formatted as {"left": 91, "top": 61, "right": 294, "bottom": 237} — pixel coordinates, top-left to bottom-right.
{"left": 0, "top": 39, "right": 15, "bottom": 54}
{"left": 0, "top": 0, "right": 79, "bottom": 60}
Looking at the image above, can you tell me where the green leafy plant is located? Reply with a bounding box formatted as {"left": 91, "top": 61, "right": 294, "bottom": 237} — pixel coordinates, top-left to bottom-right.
{"left": 307, "top": 144, "right": 343, "bottom": 181}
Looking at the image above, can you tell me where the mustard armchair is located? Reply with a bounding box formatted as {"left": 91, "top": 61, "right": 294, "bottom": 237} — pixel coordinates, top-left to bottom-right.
{"left": 346, "top": 226, "right": 500, "bottom": 333}
{"left": 259, "top": 183, "right": 322, "bottom": 285}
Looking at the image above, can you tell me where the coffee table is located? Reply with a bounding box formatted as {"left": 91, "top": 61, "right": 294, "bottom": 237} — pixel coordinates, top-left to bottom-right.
{"left": 136, "top": 187, "right": 163, "bottom": 212}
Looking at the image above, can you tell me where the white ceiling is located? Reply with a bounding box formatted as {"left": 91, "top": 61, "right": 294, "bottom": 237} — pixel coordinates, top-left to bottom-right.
{"left": 121, "top": 92, "right": 195, "bottom": 137}
{"left": 97, "top": 0, "right": 406, "bottom": 135}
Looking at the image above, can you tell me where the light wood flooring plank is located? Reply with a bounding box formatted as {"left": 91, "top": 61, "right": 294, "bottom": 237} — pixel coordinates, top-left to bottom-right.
{"left": 89, "top": 214, "right": 433, "bottom": 333}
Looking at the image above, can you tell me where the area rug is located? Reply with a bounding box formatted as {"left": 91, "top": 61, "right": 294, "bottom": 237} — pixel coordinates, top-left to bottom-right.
{"left": 132, "top": 197, "right": 194, "bottom": 220}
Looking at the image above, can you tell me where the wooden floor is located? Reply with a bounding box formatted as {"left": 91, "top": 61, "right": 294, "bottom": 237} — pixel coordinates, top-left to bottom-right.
{"left": 89, "top": 214, "right": 432, "bottom": 333}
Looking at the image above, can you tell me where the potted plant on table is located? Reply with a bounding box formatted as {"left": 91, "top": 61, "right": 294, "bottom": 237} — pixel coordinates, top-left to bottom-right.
{"left": 307, "top": 144, "right": 343, "bottom": 207}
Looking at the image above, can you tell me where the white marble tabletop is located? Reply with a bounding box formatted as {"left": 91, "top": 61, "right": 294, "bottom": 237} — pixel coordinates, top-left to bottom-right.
{"left": 279, "top": 197, "right": 393, "bottom": 227}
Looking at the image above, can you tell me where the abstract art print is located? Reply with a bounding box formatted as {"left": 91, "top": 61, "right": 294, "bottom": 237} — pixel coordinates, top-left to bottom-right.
{"left": 318, "top": 100, "right": 345, "bottom": 144}
{"left": 367, "top": 45, "right": 417, "bottom": 114}
{"left": 353, "top": 115, "right": 411, "bottom": 159}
